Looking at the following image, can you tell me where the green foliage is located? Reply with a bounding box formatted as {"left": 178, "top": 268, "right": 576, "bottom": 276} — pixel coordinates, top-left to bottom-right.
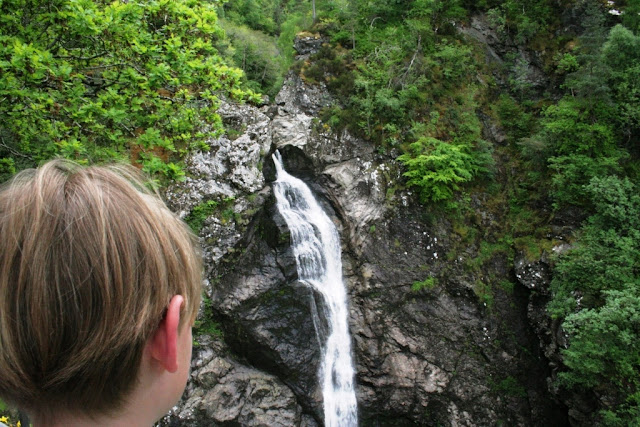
{"left": 411, "top": 277, "right": 437, "bottom": 292}
{"left": 494, "top": 94, "right": 534, "bottom": 143}
{"left": 0, "top": 0, "right": 259, "bottom": 180}
{"left": 548, "top": 153, "right": 623, "bottom": 207}
{"left": 220, "top": 20, "right": 288, "bottom": 97}
{"left": 562, "top": 0, "right": 612, "bottom": 101}
{"left": 193, "top": 296, "right": 224, "bottom": 339}
{"left": 399, "top": 137, "right": 475, "bottom": 202}
{"left": 518, "top": 14, "right": 640, "bottom": 213}
{"left": 218, "top": 0, "right": 318, "bottom": 95}
{"left": 550, "top": 176, "right": 640, "bottom": 317}
{"left": 185, "top": 200, "right": 219, "bottom": 233}
{"left": 514, "top": 235, "right": 552, "bottom": 261}
{"left": 484, "top": 0, "right": 558, "bottom": 44}
{"left": 559, "top": 287, "right": 640, "bottom": 422}
{"left": 542, "top": 99, "right": 616, "bottom": 157}
{"left": 556, "top": 53, "right": 579, "bottom": 73}
{"left": 0, "top": 158, "right": 16, "bottom": 182}
{"left": 277, "top": 9, "right": 312, "bottom": 63}
{"left": 523, "top": 94, "right": 626, "bottom": 207}
{"left": 474, "top": 281, "right": 494, "bottom": 308}
{"left": 297, "top": 0, "right": 499, "bottom": 205}
{"left": 395, "top": 82, "right": 493, "bottom": 204}
{"left": 303, "top": 43, "right": 354, "bottom": 95}
{"left": 620, "top": 0, "right": 640, "bottom": 34}
{"left": 312, "top": 0, "right": 502, "bottom": 206}
{"left": 560, "top": 287, "right": 640, "bottom": 387}
{"left": 494, "top": 376, "right": 527, "bottom": 398}
{"left": 586, "top": 175, "right": 640, "bottom": 232}
{"left": 601, "top": 24, "right": 640, "bottom": 142}
{"left": 550, "top": 176, "right": 640, "bottom": 423}
{"left": 499, "top": 280, "right": 515, "bottom": 293}
{"left": 221, "top": 0, "right": 280, "bottom": 35}
{"left": 184, "top": 197, "right": 237, "bottom": 233}
{"left": 467, "top": 238, "right": 514, "bottom": 271}
{"left": 139, "top": 153, "right": 185, "bottom": 182}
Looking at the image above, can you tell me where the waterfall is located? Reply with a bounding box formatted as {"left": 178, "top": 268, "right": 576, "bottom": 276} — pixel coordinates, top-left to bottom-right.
{"left": 272, "top": 151, "right": 358, "bottom": 427}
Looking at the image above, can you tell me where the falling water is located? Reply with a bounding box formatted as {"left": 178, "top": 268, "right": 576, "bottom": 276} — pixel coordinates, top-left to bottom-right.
{"left": 272, "top": 151, "right": 358, "bottom": 427}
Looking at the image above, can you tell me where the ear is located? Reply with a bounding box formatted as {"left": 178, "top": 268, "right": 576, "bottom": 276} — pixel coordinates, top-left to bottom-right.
{"left": 148, "top": 295, "right": 184, "bottom": 373}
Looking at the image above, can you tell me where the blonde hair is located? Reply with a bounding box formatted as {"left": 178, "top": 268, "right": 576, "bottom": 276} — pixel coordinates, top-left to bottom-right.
{"left": 0, "top": 159, "right": 202, "bottom": 419}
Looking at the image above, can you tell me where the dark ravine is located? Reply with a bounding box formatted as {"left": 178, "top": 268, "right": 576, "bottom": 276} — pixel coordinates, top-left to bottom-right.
{"left": 158, "top": 29, "right": 575, "bottom": 426}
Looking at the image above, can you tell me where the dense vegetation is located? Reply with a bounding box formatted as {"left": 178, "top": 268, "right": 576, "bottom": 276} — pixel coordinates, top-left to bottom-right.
{"left": 218, "top": 0, "right": 318, "bottom": 97}
{"left": 0, "top": 0, "right": 260, "bottom": 183}
{"left": 1, "top": 0, "right": 639, "bottom": 424}
{"left": 294, "top": 0, "right": 639, "bottom": 423}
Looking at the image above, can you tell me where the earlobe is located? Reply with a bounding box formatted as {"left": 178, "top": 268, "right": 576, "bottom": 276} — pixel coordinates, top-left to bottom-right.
{"left": 148, "top": 295, "right": 184, "bottom": 373}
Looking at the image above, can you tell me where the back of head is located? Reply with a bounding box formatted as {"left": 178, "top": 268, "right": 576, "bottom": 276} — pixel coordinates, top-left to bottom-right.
{"left": 0, "top": 159, "right": 202, "bottom": 420}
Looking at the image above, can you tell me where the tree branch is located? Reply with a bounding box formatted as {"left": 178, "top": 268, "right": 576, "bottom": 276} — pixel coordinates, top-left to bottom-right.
{"left": 0, "top": 138, "right": 33, "bottom": 159}
{"left": 54, "top": 51, "right": 109, "bottom": 61}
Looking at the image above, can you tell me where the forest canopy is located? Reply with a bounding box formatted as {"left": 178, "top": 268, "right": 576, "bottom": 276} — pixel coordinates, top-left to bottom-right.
{"left": 0, "top": 0, "right": 260, "bottom": 181}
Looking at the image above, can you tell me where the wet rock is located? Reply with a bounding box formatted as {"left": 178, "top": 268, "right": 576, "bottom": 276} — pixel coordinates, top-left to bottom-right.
{"left": 209, "top": 201, "right": 325, "bottom": 418}
{"left": 514, "top": 254, "right": 551, "bottom": 292}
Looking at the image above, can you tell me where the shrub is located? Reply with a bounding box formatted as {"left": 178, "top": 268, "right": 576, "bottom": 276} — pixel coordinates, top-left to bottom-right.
{"left": 411, "top": 277, "right": 437, "bottom": 292}
{"left": 550, "top": 176, "right": 640, "bottom": 423}
{"left": 0, "top": 0, "right": 260, "bottom": 180}
{"left": 398, "top": 137, "right": 475, "bottom": 203}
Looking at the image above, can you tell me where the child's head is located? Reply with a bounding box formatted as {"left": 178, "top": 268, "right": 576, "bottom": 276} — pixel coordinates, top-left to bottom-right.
{"left": 0, "top": 159, "right": 202, "bottom": 423}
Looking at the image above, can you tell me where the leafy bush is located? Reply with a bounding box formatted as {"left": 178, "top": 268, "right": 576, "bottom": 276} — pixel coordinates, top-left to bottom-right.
{"left": 411, "top": 277, "right": 437, "bottom": 292}
{"left": 550, "top": 176, "right": 640, "bottom": 315}
{"left": 0, "top": 0, "right": 260, "bottom": 179}
{"left": 548, "top": 153, "right": 623, "bottom": 207}
{"left": 550, "top": 176, "right": 640, "bottom": 423}
{"left": 399, "top": 91, "right": 494, "bottom": 204}
{"left": 0, "top": 158, "right": 16, "bottom": 182}
{"left": 560, "top": 288, "right": 640, "bottom": 423}
{"left": 495, "top": 94, "right": 534, "bottom": 143}
{"left": 398, "top": 137, "right": 475, "bottom": 202}
{"left": 601, "top": 24, "right": 640, "bottom": 142}
{"left": 221, "top": 0, "right": 280, "bottom": 35}
{"left": 484, "top": 0, "right": 556, "bottom": 44}
{"left": 522, "top": 94, "right": 626, "bottom": 207}
{"left": 221, "top": 20, "right": 288, "bottom": 97}
{"left": 542, "top": 26, "right": 640, "bottom": 423}
{"left": 542, "top": 99, "right": 616, "bottom": 157}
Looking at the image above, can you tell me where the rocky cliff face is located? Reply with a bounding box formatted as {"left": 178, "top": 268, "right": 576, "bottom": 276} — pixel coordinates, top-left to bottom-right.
{"left": 158, "top": 36, "right": 570, "bottom": 426}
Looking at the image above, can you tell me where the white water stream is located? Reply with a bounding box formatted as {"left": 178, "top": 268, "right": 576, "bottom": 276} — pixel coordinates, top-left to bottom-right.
{"left": 272, "top": 151, "right": 358, "bottom": 427}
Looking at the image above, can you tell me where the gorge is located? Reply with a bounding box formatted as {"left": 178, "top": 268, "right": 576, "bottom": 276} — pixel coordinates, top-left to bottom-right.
{"left": 159, "top": 34, "right": 570, "bottom": 426}
{"left": 2, "top": 1, "right": 639, "bottom": 425}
